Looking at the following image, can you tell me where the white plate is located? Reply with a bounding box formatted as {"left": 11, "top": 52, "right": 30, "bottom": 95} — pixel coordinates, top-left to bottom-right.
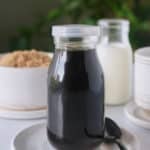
{"left": 125, "top": 101, "right": 150, "bottom": 129}
{"left": 0, "top": 107, "right": 47, "bottom": 120}
{"left": 12, "top": 123, "right": 139, "bottom": 150}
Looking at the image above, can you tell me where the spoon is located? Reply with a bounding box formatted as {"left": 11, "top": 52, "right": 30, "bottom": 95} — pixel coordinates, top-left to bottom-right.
{"left": 85, "top": 117, "right": 126, "bottom": 150}
{"left": 104, "top": 117, "right": 126, "bottom": 150}
{"left": 105, "top": 117, "right": 122, "bottom": 139}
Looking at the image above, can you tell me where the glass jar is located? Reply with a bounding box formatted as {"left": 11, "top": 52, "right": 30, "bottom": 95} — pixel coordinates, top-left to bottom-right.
{"left": 47, "top": 25, "right": 105, "bottom": 149}
{"left": 96, "top": 19, "right": 133, "bottom": 105}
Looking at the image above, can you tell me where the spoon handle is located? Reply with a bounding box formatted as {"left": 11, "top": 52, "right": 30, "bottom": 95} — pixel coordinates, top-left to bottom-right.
{"left": 114, "top": 140, "right": 127, "bottom": 150}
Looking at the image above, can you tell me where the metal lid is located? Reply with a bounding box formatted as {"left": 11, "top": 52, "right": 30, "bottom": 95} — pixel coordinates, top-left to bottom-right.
{"left": 52, "top": 24, "right": 99, "bottom": 37}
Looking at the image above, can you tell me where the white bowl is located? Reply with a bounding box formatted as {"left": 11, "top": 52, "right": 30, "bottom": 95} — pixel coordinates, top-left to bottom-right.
{"left": 135, "top": 47, "right": 150, "bottom": 63}
{"left": 0, "top": 53, "right": 53, "bottom": 111}
{"left": 134, "top": 47, "right": 150, "bottom": 110}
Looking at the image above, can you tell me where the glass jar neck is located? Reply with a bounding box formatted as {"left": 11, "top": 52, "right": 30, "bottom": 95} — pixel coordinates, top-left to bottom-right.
{"left": 99, "top": 26, "right": 130, "bottom": 45}
{"left": 54, "top": 36, "right": 98, "bottom": 51}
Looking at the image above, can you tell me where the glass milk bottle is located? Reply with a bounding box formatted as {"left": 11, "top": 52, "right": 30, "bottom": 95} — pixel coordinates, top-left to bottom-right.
{"left": 96, "top": 19, "right": 132, "bottom": 105}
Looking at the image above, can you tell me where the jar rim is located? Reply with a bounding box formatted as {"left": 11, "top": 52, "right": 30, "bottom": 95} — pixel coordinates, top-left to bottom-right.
{"left": 52, "top": 24, "right": 100, "bottom": 37}
{"left": 98, "top": 19, "right": 129, "bottom": 29}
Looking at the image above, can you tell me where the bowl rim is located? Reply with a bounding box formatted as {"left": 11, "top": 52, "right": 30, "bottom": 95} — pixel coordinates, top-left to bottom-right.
{"left": 135, "top": 47, "right": 150, "bottom": 62}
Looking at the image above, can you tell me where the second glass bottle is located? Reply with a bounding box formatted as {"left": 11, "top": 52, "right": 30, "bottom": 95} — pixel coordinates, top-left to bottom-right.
{"left": 97, "top": 19, "right": 133, "bottom": 105}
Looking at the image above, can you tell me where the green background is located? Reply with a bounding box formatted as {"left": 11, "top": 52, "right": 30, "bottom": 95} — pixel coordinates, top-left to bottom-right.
{"left": 7, "top": 0, "right": 150, "bottom": 52}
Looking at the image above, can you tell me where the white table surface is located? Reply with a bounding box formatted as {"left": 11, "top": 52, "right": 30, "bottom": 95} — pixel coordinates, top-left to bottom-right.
{"left": 0, "top": 105, "right": 149, "bottom": 150}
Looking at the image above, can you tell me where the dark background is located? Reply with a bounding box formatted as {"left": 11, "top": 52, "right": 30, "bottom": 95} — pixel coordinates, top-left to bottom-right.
{"left": 0, "top": 0, "right": 149, "bottom": 52}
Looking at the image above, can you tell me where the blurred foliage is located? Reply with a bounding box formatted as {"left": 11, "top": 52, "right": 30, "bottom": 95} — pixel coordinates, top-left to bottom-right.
{"left": 10, "top": 0, "right": 150, "bottom": 51}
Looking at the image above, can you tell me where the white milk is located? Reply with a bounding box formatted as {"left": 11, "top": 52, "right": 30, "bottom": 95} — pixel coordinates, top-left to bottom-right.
{"left": 97, "top": 43, "right": 132, "bottom": 105}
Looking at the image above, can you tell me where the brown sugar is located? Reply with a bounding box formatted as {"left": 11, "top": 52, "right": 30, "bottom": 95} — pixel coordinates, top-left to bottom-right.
{"left": 0, "top": 49, "right": 52, "bottom": 68}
